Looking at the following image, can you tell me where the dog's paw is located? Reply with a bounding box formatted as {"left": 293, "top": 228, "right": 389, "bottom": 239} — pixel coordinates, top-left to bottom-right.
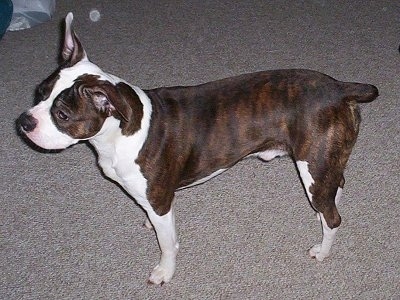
{"left": 147, "top": 265, "right": 174, "bottom": 285}
{"left": 143, "top": 218, "right": 153, "bottom": 230}
{"left": 309, "top": 244, "right": 330, "bottom": 262}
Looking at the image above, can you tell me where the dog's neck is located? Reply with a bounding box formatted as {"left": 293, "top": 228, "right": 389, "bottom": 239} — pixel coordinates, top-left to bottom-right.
{"left": 90, "top": 116, "right": 122, "bottom": 145}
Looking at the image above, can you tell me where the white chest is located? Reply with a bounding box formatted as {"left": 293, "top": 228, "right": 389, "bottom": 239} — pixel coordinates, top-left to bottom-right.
{"left": 91, "top": 131, "right": 152, "bottom": 210}
{"left": 88, "top": 85, "right": 153, "bottom": 210}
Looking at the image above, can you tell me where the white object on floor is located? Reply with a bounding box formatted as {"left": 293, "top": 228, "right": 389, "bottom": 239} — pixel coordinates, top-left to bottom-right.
{"left": 89, "top": 9, "right": 101, "bottom": 22}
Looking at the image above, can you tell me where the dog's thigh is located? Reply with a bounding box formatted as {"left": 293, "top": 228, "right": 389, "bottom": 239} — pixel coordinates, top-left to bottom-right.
{"left": 296, "top": 159, "right": 346, "bottom": 261}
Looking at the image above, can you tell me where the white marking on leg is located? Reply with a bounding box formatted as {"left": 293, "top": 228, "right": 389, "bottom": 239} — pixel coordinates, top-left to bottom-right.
{"left": 296, "top": 160, "right": 315, "bottom": 204}
{"left": 309, "top": 213, "right": 338, "bottom": 261}
{"left": 335, "top": 187, "right": 343, "bottom": 206}
{"left": 297, "top": 161, "right": 340, "bottom": 259}
{"left": 147, "top": 209, "right": 179, "bottom": 284}
{"left": 310, "top": 186, "right": 342, "bottom": 260}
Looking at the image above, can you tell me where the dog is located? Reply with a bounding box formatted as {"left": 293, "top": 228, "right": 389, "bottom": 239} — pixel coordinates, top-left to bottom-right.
{"left": 17, "top": 13, "right": 378, "bottom": 285}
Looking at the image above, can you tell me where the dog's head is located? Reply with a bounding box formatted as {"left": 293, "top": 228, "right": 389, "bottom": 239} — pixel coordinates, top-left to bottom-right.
{"left": 17, "top": 13, "right": 141, "bottom": 150}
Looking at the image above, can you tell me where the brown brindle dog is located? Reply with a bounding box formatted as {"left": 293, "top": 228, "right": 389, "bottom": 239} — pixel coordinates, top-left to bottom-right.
{"left": 17, "top": 13, "right": 378, "bottom": 284}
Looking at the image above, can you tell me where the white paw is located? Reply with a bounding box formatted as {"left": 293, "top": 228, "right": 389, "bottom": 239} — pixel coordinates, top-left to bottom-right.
{"left": 143, "top": 218, "right": 153, "bottom": 229}
{"left": 309, "top": 244, "right": 330, "bottom": 262}
{"left": 148, "top": 264, "right": 174, "bottom": 285}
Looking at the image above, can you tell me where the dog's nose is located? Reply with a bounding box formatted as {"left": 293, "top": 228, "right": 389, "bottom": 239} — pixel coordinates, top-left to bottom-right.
{"left": 18, "top": 112, "right": 38, "bottom": 132}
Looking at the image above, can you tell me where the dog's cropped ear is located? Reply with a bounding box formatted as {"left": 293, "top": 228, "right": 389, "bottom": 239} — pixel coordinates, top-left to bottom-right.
{"left": 80, "top": 83, "right": 133, "bottom": 122}
{"left": 61, "top": 12, "right": 87, "bottom": 65}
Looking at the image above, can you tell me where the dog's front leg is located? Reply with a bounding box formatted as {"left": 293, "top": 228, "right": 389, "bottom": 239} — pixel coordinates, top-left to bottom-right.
{"left": 114, "top": 174, "right": 179, "bottom": 284}
{"left": 146, "top": 208, "right": 179, "bottom": 285}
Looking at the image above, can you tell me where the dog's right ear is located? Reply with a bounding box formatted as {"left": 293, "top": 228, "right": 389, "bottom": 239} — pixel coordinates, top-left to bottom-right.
{"left": 61, "top": 12, "right": 87, "bottom": 66}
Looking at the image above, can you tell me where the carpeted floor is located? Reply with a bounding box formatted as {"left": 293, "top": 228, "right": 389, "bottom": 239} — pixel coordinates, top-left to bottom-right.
{"left": 1, "top": 1, "right": 399, "bottom": 299}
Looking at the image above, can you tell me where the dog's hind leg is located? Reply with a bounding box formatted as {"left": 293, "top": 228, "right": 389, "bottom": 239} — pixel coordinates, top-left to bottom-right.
{"left": 296, "top": 160, "right": 345, "bottom": 261}
{"left": 309, "top": 180, "right": 344, "bottom": 261}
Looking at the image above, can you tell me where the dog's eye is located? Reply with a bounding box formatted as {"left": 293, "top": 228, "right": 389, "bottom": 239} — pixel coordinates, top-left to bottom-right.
{"left": 57, "top": 110, "right": 69, "bottom": 121}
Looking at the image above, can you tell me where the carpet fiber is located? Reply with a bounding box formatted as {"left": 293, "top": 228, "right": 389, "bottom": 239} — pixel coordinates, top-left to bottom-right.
{"left": 1, "top": 1, "right": 399, "bottom": 299}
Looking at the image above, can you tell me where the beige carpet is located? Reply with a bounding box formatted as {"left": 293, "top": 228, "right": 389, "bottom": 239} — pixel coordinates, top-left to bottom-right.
{"left": 1, "top": 1, "right": 399, "bottom": 299}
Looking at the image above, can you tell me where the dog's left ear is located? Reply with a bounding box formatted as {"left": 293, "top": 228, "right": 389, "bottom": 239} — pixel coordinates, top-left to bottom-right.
{"left": 81, "top": 84, "right": 133, "bottom": 122}
{"left": 61, "top": 12, "right": 87, "bottom": 65}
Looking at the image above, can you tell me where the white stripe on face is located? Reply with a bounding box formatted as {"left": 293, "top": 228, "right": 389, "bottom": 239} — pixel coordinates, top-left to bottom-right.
{"left": 25, "top": 99, "right": 79, "bottom": 149}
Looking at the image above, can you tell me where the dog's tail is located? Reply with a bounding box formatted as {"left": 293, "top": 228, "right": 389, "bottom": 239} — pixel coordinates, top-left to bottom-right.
{"left": 343, "top": 82, "right": 379, "bottom": 103}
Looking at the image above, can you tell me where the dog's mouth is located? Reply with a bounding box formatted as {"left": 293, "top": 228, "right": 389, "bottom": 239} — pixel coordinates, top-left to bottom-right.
{"left": 16, "top": 111, "right": 78, "bottom": 151}
{"left": 15, "top": 120, "right": 62, "bottom": 153}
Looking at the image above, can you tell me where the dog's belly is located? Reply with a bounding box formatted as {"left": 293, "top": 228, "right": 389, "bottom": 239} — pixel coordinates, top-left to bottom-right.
{"left": 178, "top": 168, "right": 227, "bottom": 189}
{"left": 178, "top": 148, "right": 287, "bottom": 190}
